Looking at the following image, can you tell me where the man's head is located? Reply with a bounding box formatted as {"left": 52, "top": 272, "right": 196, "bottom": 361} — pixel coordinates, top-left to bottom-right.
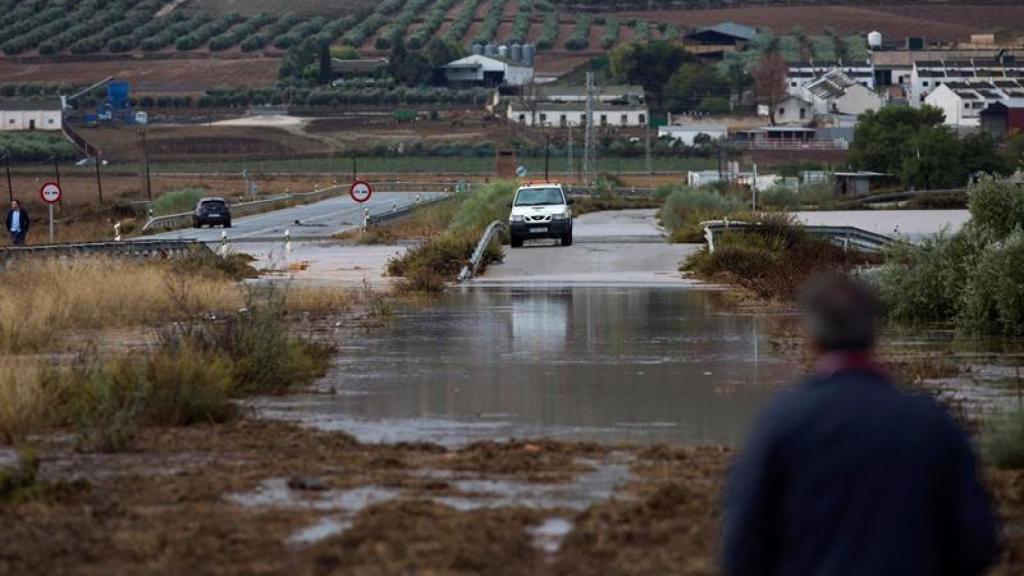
{"left": 800, "top": 274, "right": 879, "bottom": 355}
{"left": 10, "top": 200, "right": 18, "bottom": 210}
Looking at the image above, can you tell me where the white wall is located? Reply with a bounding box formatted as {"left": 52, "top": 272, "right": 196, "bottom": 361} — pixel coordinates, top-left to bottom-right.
{"left": 509, "top": 106, "right": 648, "bottom": 127}
{"left": 924, "top": 84, "right": 982, "bottom": 127}
{"left": 0, "top": 109, "right": 62, "bottom": 131}
{"left": 504, "top": 65, "right": 534, "bottom": 87}
{"left": 658, "top": 126, "right": 727, "bottom": 145}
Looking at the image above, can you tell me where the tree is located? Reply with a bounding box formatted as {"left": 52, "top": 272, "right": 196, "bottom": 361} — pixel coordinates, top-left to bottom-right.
{"left": 751, "top": 53, "right": 788, "bottom": 125}
{"left": 663, "top": 63, "right": 729, "bottom": 112}
{"left": 609, "top": 41, "right": 694, "bottom": 107}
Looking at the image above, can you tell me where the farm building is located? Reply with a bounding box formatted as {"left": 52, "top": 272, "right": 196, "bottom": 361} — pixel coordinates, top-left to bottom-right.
{"left": 443, "top": 54, "right": 534, "bottom": 87}
{"left": 331, "top": 58, "right": 388, "bottom": 80}
{"left": 507, "top": 101, "right": 648, "bottom": 128}
{"left": 833, "top": 171, "right": 890, "bottom": 196}
{"left": 786, "top": 62, "right": 875, "bottom": 94}
{"left": 0, "top": 99, "right": 62, "bottom": 132}
{"left": 924, "top": 83, "right": 1014, "bottom": 128}
{"left": 979, "top": 99, "right": 1024, "bottom": 139}
{"left": 909, "top": 58, "right": 1024, "bottom": 106}
{"left": 684, "top": 22, "right": 756, "bottom": 56}
{"left": 533, "top": 85, "right": 645, "bottom": 105}
{"left": 803, "top": 70, "right": 883, "bottom": 117}
{"left": 758, "top": 95, "right": 813, "bottom": 125}
{"left": 658, "top": 124, "right": 727, "bottom": 146}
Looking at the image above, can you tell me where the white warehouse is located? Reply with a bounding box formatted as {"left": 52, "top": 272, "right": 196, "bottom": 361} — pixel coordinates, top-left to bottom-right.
{"left": 443, "top": 54, "right": 534, "bottom": 87}
{"left": 507, "top": 101, "right": 648, "bottom": 128}
{"left": 0, "top": 99, "right": 62, "bottom": 131}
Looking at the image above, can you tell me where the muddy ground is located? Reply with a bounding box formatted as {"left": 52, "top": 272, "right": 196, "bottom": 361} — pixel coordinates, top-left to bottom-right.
{"left": 1, "top": 416, "right": 1022, "bottom": 576}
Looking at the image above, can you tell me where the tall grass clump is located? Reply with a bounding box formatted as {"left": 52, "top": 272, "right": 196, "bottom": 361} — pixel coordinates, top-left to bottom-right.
{"left": 152, "top": 187, "right": 207, "bottom": 215}
{"left": 659, "top": 185, "right": 743, "bottom": 242}
{"left": 984, "top": 411, "right": 1024, "bottom": 469}
{"left": 386, "top": 182, "right": 512, "bottom": 292}
{"left": 0, "top": 358, "right": 48, "bottom": 444}
{"left": 0, "top": 257, "right": 241, "bottom": 352}
{"left": 685, "top": 213, "right": 878, "bottom": 301}
{"left": 874, "top": 176, "right": 1024, "bottom": 334}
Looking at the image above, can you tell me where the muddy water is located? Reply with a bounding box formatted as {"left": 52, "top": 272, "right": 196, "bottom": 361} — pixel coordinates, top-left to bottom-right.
{"left": 258, "top": 287, "right": 802, "bottom": 446}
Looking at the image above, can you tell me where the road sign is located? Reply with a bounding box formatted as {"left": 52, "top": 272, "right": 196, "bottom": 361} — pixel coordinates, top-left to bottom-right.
{"left": 516, "top": 165, "right": 528, "bottom": 178}
{"left": 39, "top": 181, "right": 62, "bottom": 204}
{"left": 350, "top": 180, "right": 373, "bottom": 203}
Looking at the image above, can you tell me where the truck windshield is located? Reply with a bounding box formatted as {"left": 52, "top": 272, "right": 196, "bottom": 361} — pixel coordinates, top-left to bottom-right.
{"left": 515, "top": 188, "right": 563, "bottom": 206}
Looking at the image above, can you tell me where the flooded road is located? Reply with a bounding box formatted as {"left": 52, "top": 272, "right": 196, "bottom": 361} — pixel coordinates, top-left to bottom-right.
{"left": 257, "top": 287, "right": 802, "bottom": 446}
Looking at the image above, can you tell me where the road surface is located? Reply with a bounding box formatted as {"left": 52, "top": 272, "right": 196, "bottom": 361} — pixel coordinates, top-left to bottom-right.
{"left": 473, "top": 209, "right": 703, "bottom": 287}
{"left": 147, "top": 191, "right": 444, "bottom": 242}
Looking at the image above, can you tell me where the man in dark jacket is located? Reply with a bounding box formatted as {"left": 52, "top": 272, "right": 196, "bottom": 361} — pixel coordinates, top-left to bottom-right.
{"left": 723, "top": 274, "right": 1000, "bottom": 576}
{"left": 6, "top": 199, "right": 29, "bottom": 246}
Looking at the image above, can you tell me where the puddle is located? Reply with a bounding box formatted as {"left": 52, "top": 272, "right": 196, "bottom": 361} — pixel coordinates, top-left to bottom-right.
{"left": 287, "top": 517, "right": 350, "bottom": 546}
{"left": 227, "top": 479, "right": 401, "bottom": 513}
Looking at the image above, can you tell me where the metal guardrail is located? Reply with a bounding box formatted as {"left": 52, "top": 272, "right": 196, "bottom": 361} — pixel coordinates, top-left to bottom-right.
{"left": 458, "top": 220, "right": 505, "bottom": 282}
{"left": 0, "top": 239, "right": 212, "bottom": 263}
{"left": 364, "top": 194, "right": 450, "bottom": 228}
{"left": 700, "top": 219, "right": 893, "bottom": 253}
{"left": 141, "top": 185, "right": 345, "bottom": 233}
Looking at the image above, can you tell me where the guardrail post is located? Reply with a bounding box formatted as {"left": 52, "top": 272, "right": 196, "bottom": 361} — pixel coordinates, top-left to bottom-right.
{"left": 114, "top": 222, "right": 122, "bottom": 242}
{"left": 362, "top": 207, "right": 370, "bottom": 231}
{"left": 220, "top": 230, "right": 228, "bottom": 257}
{"left": 392, "top": 201, "right": 397, "bottom": 213}
{"left": 703, "top": 226, "right": 715, "bottom": 253}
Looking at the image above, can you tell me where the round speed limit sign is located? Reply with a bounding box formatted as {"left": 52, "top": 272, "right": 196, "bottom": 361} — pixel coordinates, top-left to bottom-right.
{"left": 39, "top": 181, "right": 62, "bottom": 204}
{"left": 350, "top": 180, "right": 373, "bottom": 203}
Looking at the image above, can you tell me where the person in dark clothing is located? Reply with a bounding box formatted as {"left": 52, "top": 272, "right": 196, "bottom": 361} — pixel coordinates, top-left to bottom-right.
{"left": 723, "top": 274, "right": 1000, "bottom": 576}
{"left": 6, "top": 199, "right": 29, "bottom": 246}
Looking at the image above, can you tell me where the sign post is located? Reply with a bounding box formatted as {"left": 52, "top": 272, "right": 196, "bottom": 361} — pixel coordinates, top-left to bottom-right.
{"left": 350, "top": 180, "right": 373, "bottom": 204}
{"left": 39, "top": 181, "right": 62, "bottom": 243}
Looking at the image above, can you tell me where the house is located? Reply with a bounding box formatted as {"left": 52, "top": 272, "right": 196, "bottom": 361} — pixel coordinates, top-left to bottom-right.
{"left": 803, "top": 70, "right": 883, "bottom": 117}
{"left": 507, "top": 101, "right": 648, "bottom": 128}
{"left": 331, "top": 58, "right": 388, "bottom": 79}
{"left": 443, "top": 54, "right": 534, "bottom": 87}
{"left": 833, "top": 171, "right": 889, "bottom": 196}
{"left": 506, "top": 84, "right": 648, "bottom": 128}
{"left": 0, "top": 99, "right": 62, "bottom": 131}
{"left": 684, "top": 22, "right": 756, "bottom": 52}
{"left": 758, "top": 95, "right": 813, "bottom": 124}
{"left": 909, "top": 57, "right": 1024, "bottom": 106}
{"left": 924, "top": 82, "right": 1014, "bottom": 128}
{"left": 980, "top": 99, "right": 1024, "bottom": 139}
{"left": 787, "top": 62, "right": 876, "bottom": 95}
{"left": 658, "top": 124, "right": 727, "bottom": 145}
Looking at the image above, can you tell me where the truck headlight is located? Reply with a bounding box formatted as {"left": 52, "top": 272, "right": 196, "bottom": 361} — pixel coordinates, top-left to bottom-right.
{"left": 552, "top": 212, "right": 568, "bottom": 220}
{"left": 511, "top": 215, "right": 524, "bottom": 222}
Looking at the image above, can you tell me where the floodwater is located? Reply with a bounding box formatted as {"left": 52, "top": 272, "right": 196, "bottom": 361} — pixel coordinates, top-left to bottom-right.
{"left": 256, "top": 287, "right": 802, "bottom": 446}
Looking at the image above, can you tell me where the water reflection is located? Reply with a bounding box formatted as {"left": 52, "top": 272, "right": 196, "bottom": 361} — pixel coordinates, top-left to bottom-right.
{"left": 259, "top": 288, "right": 802, "bottom": 446}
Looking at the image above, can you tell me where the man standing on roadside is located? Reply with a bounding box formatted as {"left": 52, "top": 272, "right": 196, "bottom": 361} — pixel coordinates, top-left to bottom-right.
{"left": 723, "top": 274, "right": 1000, "bottom": 576}
{"left": 6, "top": 199, "right": 29, "bottom": 246}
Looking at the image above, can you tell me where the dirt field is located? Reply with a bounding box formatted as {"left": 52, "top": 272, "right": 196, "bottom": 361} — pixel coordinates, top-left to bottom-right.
{"left": 1, "top": 416, "right": 1021, "bottom": 575}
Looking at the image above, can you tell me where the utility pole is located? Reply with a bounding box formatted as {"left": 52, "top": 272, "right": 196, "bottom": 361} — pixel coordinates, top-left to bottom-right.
{"left": 52, "top": 156, "right": 63, "bottom": 211}
{"left": 566, "top": 125, "right": 574, "bottom": 183}
{"left": 351, "top": 153, "right": 357, "bottom": 181}
{"left": 4, "top": 155, "right": 12, "bottom": 203}
{"left": 583, "top": 71, "right": 595, "bottom": 187}
{"left": 138, "top": 128, "right": 152, "bottom": 200}
{"left": 94, "top": 156, "right": 104, "bottom": 204}
{"left": 544, "top": 134, "right": 550, "bottom": 181}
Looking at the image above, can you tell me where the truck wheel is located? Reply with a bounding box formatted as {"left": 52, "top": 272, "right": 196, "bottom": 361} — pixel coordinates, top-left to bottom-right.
{"left": 224, "top": 220, "right": 232, "bottom": 228}
{"left": 561, "top": 231, "right": 573, "bottom": 246}
{"left": 511, "top": 235, "right": 523, "bottom": 248}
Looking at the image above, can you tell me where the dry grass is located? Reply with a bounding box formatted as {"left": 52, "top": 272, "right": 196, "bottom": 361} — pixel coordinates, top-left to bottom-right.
{"left": 0, "top": 357, "right": 48, "bottom": 444}
{"left": 0, "top": 257, "right": 242, "bottom": 352}
{"left": 282, "top": 285, "right": 351, "bottom": 314}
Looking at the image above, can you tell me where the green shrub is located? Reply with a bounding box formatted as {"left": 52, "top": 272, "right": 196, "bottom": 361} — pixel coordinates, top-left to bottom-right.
{"left": 968, "top": 175, "right": 1024, "bottom": 241}
{"left": 141, "top": 343, "right": 235, "bottom": 426}
{"left": 152, "top": 187, "right": 206, "bottom": 215}
{"left": 960, "top": 231, "right": 1024, "bottom": 336}
{"left": 875, "top": 231, "right": 974, "bottom": 323}
{"left": 984, "top": 411, "right": 1024, "bottom": 469}
{"left": 449, "top": 181, "right": 516, "bottom": 234}
{"left": 758, "top": 185, "right": 799, "bottom": 209}
{"left": 659, "top": 186, "right": 742, "bottom": 242}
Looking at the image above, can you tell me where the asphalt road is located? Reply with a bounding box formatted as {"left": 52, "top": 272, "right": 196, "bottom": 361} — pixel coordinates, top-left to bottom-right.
{"left": 146, "top": 191, "right": 445, "bottom": 242}
{"left": 473, "top": 209, "right": 704, "bottom": 287}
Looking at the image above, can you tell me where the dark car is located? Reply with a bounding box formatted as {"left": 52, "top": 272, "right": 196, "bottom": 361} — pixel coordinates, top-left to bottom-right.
{"left": 193, "top": 197, "right": 231, "bottom": 228}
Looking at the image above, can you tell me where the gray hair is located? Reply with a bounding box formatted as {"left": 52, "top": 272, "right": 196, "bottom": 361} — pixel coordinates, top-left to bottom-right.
{"left": 800, "top": 274, "right": 878, "bottom": 352}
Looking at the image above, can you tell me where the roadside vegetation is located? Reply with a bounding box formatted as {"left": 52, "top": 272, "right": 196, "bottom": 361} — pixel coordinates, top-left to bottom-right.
{"left": 0, "top": 253, "right": 346, "bottom": 450}
{"left": 151, "top": 187, "right": 206, "bottom": 215}
{"left": 386, "top": 182, "right": 512, "bottom": 293}
{"left": 874, "top": 176, "right": 1024, "bottom": 336}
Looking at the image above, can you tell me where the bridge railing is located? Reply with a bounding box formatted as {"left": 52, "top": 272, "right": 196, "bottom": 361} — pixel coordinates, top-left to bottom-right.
{"left": 0, "top": 239, "right": 212, "bottom": 266}
{"left": 458, "top": 220, "right": 505, "bottom": 282}
{"left": 700, "top": 219, "right": 893, "bottom": 253}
